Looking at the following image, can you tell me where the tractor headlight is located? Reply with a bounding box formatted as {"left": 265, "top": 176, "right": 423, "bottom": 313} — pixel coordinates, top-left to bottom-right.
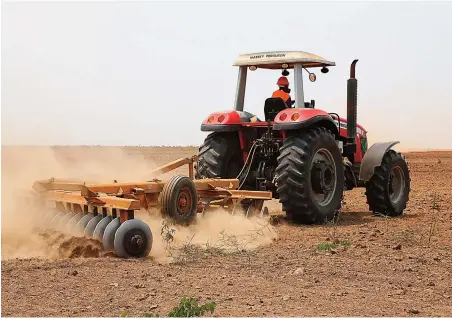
{"left": 249, "top": 65, "right": 257, "bottom": 71}
{"left": 282, "top": 63, "right": 289, "bottom": 69}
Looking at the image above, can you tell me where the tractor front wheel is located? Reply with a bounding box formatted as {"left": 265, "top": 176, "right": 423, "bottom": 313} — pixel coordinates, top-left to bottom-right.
{"left": 365, "top": 150, "right": 410, "bottom": 216}
{"left": 275, "top": 127, "right": 344, "bottom": 224}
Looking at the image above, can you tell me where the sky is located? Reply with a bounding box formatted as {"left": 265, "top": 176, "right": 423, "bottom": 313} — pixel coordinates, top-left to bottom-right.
{"left": 1, "top": 1, "right": 452, "bottom": 149}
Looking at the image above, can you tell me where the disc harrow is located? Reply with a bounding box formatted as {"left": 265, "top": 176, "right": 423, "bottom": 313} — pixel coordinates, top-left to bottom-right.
{"left": 27, "top": 155, "right": 272, "bottom": 258}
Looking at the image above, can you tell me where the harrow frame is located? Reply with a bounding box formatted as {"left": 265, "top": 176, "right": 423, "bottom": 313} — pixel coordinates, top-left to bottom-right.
{"left": 30, "top": 155, "right": 273, "bottom": 258}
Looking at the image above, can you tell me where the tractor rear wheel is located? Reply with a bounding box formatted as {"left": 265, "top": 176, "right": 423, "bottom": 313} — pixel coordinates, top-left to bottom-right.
{"left": 275, "top": 127, "right": 344, "bottom": 224}
{"left": 195, "top": 132, "right": 243, "bottom": 179}
{"left": 365, "top": 150, "right": 410, "bottom": 216}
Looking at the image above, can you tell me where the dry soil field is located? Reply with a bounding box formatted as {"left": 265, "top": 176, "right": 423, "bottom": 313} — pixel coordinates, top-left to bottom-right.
{"left": 1, "top": 146, "right": 452, "bottom": 316}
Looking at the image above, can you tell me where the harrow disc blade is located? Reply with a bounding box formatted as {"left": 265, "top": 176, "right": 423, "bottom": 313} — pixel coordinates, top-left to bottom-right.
{"left": 49, "top": 212, "right": 67, "bottom": 230}
{"left": 84, "top": 214, "right": 103, "bottom": 238}
{"left": 93, "top": 215, "right": 113, "bottom": 241}
{"left": 114, "top": 219, "right": 153, "bottom": 258}
{"left": 74, "top": 213, "right": 95, "bottom": 236}
{"left": 42, "top": 210, "right": 58, "bottom": 229}
{"left": 66, "top": 212, "right": 85, "bottom": 235}
{"left": 102, "top": 217, "right": 120, "bottom": 251}
{"left": 57, "top": 212, "right": 77, "bottom": 232}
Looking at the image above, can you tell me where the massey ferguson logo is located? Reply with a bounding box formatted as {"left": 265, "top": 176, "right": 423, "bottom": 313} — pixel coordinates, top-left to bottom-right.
{"left": 250, "top": 53, "right": 286, "bottom": 59}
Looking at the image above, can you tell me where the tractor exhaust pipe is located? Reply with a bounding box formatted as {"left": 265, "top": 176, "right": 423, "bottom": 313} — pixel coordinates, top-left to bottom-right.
{"left": 347, "top": 59, "right": 359, "bottom": 145}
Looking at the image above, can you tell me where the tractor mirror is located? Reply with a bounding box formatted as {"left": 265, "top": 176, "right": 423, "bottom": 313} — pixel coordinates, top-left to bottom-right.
{"left": 309, "top": 73, "right": 317, "bottom": 82}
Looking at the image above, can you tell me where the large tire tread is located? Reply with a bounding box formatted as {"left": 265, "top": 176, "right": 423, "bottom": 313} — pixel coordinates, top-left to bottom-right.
{"left": 365, "top": 150, "right": 411, "bottom": 216}
{"left": 275, "top": 127, "right": 344, "bottom": 224}
{"left": 195, "top": 132, "right": 243, "bottom": 179}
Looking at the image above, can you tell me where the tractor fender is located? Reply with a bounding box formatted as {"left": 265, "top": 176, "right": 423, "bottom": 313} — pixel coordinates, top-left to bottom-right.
{"left": 200, "top": 110, "right": 251, "bottom": 132}
{"left": 273, "top": 108, "right": 339, "bottom": 137}
{"left": 359, "top": 141, "right": 400, "bottom": 182}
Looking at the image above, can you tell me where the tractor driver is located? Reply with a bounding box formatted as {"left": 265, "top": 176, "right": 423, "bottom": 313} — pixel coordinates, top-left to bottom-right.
{"left": 272, "top": 76, "right": 295, "bottom": 107}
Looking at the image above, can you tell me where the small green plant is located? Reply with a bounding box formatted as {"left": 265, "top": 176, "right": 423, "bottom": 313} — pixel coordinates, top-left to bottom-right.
{"left": 168, "top": 297, "right": 216, "bottom": 317}
{"left": 120, "top": 311, "right": 128, "bottom": 317}
{"left": 317, "top": 240, "right": 351, "bottom": 251}
{"left": 317, "top": 242, "right": 338, "bottom": 250}
{"left": 340, "top": 240, "right": 352, "bottom": 247}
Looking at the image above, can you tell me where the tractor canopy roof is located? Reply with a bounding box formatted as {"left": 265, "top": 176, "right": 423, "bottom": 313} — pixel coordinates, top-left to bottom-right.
{"left": 233, "top": 51, "right": 335, "bottom": 69}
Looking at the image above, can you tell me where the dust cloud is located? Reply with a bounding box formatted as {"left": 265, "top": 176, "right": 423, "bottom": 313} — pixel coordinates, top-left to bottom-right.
{"left": 139, "top": 208, "right": 277, "bottom": 264}
{"left": 1, "top": 145, "right": 159, "bottom": 260}
{"left": 1, "top": 146, "right": 276, "bottom": 262}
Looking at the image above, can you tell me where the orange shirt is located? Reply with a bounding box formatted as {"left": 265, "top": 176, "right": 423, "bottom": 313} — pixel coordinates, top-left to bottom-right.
{"left": 272, "top": 89, "right": 290, "bottom": 102}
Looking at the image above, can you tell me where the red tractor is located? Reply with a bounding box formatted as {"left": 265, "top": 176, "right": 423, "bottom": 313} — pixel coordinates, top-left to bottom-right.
{"left": 195, "top": 51, "right": 410, "bottom": 224}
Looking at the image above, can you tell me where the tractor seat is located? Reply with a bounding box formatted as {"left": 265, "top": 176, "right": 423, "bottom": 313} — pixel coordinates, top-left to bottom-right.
{"left": 264, "top": 98, "right": 288, "bottom": 121}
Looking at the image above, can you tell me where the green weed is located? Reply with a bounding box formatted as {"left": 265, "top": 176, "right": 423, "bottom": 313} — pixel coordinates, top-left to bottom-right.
{"left": 120, "top": 297, "right": 216, "bottom": 317}
{"left": 168, "top": 297, "right": 216, "bottom": 317}
{"left": 317, "top": 242, "right": 338, "bottom": 250}
{"left": 317, "top": 240, "right": 351, "bottom": 251}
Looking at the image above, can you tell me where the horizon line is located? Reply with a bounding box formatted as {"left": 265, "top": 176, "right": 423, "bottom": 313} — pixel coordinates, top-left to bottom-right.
{"left": 2, "top": 144, "right": 452, "bottom": 153}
